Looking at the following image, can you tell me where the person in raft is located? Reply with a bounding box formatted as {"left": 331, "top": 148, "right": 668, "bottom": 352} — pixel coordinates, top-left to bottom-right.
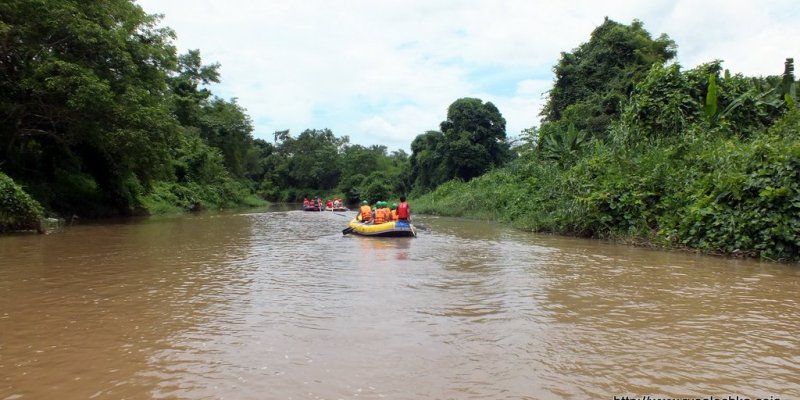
{"left": 303, "top": 197, "right": 309, "bottom": 207}
{"left": 380, "top": 201, "right": 391, "bottom": 223}
{"left": 357, "top": 200, "right": 372, "bottom": 223}
{"left": 373, "top": 201, "right": 392, "bottom": 224}
{"left": 390, "top": 203, "right": 398, "bottom": 221}
{"left": 397, "top": 196, "right": 410, "bottom": 221}
{"left": 326, "top": 199, "right": 334, "bottom": 209}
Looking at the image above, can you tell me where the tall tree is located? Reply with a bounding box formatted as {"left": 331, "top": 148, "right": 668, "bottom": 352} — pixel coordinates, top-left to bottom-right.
{"left": 198, "top": 97, "right": 254, "bottom": 178}
{"left": 169, "top": 49, "right": 220, "bottom": 127}
{"left": 274, "top": 129, "right": 344, "bottom": 190}
{"left": 440, "top": 98, "right": 510, "bottom": 181}
{"left": 407, "top": 130, "right": 447, "bottom": 192}
{"left": 0, "top": 0, "right": 179, "bottom": 213}
{"left": 541, "top": 18, "right": 676, "bottom": 138}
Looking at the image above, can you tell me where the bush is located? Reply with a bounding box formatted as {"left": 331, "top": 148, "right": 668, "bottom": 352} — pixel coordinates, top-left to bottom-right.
{"left": 0, "top": 172, "right": 45, "bottom": 233}
{"left": 658, "top": 112, "right": 800, "bottom": 260}
{"left": 139, "top": 179, "right": 266, "bottom": 214}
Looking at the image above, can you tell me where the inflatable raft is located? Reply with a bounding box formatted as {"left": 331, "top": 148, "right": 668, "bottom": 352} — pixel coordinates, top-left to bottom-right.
{"left": 344, "top": 218, "right": 417, "bottom": 237}
{"left": 303, "top": 205, "right": 323, "bottom": 211}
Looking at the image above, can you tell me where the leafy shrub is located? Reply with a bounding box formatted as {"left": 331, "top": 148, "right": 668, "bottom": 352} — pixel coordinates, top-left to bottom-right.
{"left": 658, "top": 112, "right": 800, "bottom": 260}
{"left": 0, "top": 172, "right": 44, "bottom": 233}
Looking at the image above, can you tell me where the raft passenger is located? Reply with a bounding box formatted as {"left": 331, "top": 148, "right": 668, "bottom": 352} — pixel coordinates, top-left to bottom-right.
{"left": 358, "top": 200, "right": 372, "bottom": 223}
{"left": 397, "top": 196, "right": 410, "bottom": 221}
{"left": 374, "top": 201, "right": 389, "bottom": 224}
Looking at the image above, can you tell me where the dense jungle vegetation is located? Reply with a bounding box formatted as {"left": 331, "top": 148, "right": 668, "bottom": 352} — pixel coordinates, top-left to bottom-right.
{"left": 0, "top": 0, "right": 411, "bottom": 228}
{"left": 413, "top": 18, "right": 800, "bottom": 262}
{"left": 1, "top": 2, "right": 797, "bottom": 261}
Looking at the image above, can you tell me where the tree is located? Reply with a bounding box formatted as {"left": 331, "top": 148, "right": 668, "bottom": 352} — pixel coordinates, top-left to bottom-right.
{"left": 407, "top": 130, "right": 447, "bottom": 192}
{"left": 541, "top": 18, "right": 676, "bottom": 138}
{"left": 274, "top": 129, "right": 344, "bottom": 190}
{"left": 170, "top": 49, "right": 220, "bottom": 127}
{"left": 440, "top": 98, "right": 510, "bottom": 181}
{"left": 198, "top": 97, "right": 254, "bottom": 178}
{"left": 0, "top": 0, "right": 180, "bottom": 213}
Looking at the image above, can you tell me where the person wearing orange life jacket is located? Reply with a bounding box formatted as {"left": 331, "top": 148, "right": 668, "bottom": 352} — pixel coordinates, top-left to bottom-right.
{"left": 357, "top": 200, "right": 372, "bottom": 223}
{"left": 380, "top": 202, "right": 391, "bottom": 223}
{"left": 373, "top": 201, "right": 389, "bottom": 224}
{"left": 397, "top": 196, "right": 410, "bottom": 221}
{"left": 390, "top": 203, "right": 398, "bottom": 221}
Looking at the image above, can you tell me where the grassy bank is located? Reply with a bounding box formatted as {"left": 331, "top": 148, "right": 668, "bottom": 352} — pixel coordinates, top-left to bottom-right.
{"left": 1, "top": 170, "right": 267, "bottom": 233}
{"left": 139, "top": 181, "right": 268, "bottom": 215}
{"left": 413, "top": 112, "right": 800, "bottom": 262}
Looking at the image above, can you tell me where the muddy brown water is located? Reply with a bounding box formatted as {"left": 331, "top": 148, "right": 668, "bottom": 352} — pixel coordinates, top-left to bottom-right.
{"left": 1, "top": 206, "right": 798, "bottom": 399}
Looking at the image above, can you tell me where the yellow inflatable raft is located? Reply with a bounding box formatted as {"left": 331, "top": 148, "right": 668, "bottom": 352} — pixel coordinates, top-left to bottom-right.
{"left": 343, "top": 218, "right": 417, "bottom": 237}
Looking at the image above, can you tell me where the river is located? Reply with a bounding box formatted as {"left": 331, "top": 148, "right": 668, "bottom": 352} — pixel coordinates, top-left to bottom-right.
{"left": 1, "top": 206, "right": 798, "bottom": 399}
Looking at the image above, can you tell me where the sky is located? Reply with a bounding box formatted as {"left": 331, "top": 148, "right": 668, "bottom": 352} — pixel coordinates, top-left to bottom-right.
{"left": 135, "top": 0, "right": 799, "bottom": 152}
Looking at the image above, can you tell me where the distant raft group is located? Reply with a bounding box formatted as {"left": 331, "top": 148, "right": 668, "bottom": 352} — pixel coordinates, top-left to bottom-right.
{"left": 302, "top": 197, "right": 348, "bottom": 211}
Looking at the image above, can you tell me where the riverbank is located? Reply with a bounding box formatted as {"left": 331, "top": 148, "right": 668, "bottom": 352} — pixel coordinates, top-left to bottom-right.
{"left": 411, "top": 112, "right": 800, "bottom": 263}
{"left": 0, "top": 171, "right": 267, "bottom": 234}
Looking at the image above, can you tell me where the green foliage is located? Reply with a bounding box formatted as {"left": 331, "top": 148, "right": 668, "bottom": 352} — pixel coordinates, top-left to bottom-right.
{"left": 338, "top": 173, "right": 366, "bottom": 204}
{"left": 657, "top": 112, "right": 800, "bottom": 261}
{"left": 417, "top": 111, "right": 800, "bottom": 262}
{"left": 197, "top": 98, "right": 254, "bottom": 178}
{"left": 0, "top": 172, "right": 44, "bottom": 232}
{"left": 617, "top": 63, "right": 700, "bottom": 143}
{"left": 541, "top": 18, "right": 676, "bottom": 136}
{"left": 253, "top": 129, "right": 407, "bottom": 203}
{"left": 441, "top": 98, "right": 510, "bottom": 181}
{"left": 1, "top": 0, "right": 179, "bottom": 214}
{"left": 416, "top": 36, "right": 799, "bottom": 261}
{"left": 539, "top": 124, "right": 590, "bottom": 168}
{"left": 782, "top": 58, "right": 795, "bottom": 101}
{"left": 407, "top": 130, "right": 448, "bottom": 192}
{"left": 0, "top": 1, "right": 273, "bottom": 219}
{"left": 704, "top": 74, "right": 718, "bottom": 122}
{"left": 361, "top": 181, "right": 392, "bottom": 205}
{"left": 405, "top": 98, "right": 511, "bottom": 194}
{"left": 139, "top": 178, "right": 265, "bottom": 214}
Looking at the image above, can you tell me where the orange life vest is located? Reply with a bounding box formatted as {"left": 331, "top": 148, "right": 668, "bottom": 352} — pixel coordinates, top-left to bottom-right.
{"left": 391, "top": 209, "right": 398, "bottom": 221}
{"left": 360, "top": 205, "right": 372, "bottom": 221}
{"left": 374, "top": 208, "right": 387, "bottom": 224}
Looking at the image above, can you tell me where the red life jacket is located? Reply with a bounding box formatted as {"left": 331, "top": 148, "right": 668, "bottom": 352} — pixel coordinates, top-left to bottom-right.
{"left": 397, "top": 202, "right": 409, "bottom": 219}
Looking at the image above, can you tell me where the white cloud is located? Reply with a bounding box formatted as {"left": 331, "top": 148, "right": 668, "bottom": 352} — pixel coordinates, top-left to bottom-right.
{"left": 135, "top": 0, "right": 799, "bottom": 151}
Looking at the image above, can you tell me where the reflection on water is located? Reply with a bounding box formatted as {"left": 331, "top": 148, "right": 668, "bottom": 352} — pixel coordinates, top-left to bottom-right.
{"left": 1, "top": 206, "right": 798, "bottom": 399}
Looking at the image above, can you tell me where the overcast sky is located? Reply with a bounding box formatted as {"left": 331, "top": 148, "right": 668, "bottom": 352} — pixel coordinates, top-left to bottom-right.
{"left": 135, "top": 0, "right": 799, "bottom": 151}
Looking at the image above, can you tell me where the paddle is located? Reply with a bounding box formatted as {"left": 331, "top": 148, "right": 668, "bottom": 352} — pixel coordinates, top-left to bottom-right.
{"left": 341, "top": 210, "right": 360, "bottom": 235}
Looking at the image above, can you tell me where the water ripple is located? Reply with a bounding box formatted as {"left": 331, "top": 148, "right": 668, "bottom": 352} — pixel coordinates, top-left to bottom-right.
{"left": 1, "top": 209, "right": 798, "bottom": 399}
